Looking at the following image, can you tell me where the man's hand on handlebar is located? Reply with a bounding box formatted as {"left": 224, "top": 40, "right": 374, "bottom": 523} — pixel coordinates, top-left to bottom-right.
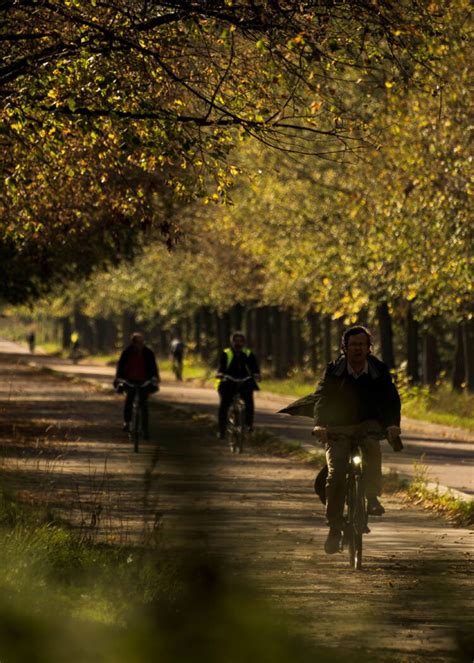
{"left": 386, "top": 425, "right": 403, "bottom": 452}
{"left": 312, "top": 425, "right": 328, "bottom": 445}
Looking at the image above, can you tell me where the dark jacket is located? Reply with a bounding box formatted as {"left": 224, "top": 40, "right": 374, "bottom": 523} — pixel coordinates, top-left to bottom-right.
{"left": 115, "top": 345, "right": 160, "bottom": 382}
{"left": 313, "top": 355, "right": 401, "bottom": 428}
{"left": 217, "top": 347, "right": 260, "bottom": 391}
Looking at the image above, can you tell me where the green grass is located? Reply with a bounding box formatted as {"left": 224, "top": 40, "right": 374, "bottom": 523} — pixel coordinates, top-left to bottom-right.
{"left": 405, "top": 461, "right": 474, "bottom": 527}
{"left": 0, "top": 486, "right": 166, "bottom": 624}
{"left": 260, "top": 376, "right": 316, "bottom": 398}
{"left": 0, "top": 481, "right": 349, "bottom": 663}
{"left": 38, "top": 341, "right": 63, "bottom": 354}
{"left": 395, "top": 377, "right": 474, "bottom": 431}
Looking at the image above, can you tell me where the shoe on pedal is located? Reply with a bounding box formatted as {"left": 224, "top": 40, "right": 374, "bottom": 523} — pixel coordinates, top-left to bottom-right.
{"left": 324, "top": 527, "right": 342, "bottom": 554}
{"left": 122, "top": 422, "right": 130, "bottom": 433}
{"left": 367, "top": 497, "right": 385, "bottom": 516}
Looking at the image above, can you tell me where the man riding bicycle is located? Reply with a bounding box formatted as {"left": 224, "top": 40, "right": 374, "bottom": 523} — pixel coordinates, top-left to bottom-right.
{"left": 312, "top": 326, "right": 401, "bottom": 555}
{"left": 216, "top": 331, "right": 261, "bottom": 440}
{"left": 114, "top": 332, "right": 160, "bottom": 440}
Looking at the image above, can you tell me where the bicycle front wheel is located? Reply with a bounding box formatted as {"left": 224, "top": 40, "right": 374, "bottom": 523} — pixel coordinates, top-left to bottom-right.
{"left": 132, "top": 398, "right": 140, "bottom": 453}
{"left": 235, "top": 404, "right": 245, "bottom": 453}
{"left": 348, "top": 476, "right": 364, "bottom": 569}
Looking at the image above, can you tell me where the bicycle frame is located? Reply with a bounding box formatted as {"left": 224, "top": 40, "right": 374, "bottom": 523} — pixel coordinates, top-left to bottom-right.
{"left": 117, "top": 379, "right": 153, "bottom": 453}
{"left": 222, "top": 376, "right": 252, "bottom": 453}
{"left": 228, "top": 393, "right": 245, "bottom": 453}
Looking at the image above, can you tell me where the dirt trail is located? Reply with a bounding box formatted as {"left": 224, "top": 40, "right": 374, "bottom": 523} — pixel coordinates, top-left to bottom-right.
{"left": 0, "top": 353, "right": 473, "bottom": 661}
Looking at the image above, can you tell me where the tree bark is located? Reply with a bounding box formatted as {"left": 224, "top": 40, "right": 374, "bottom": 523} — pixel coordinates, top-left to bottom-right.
{"left": 323, "top": 316, "right": 332, "bottom": 364}
{"left": 307, "top": 310, "right": 320, "bottom": 375}
{"left": 463, "top": 318, "right": 474, "bottom": 393}
{"left": 261, "top": 306, "right": 274, "bottom": 368}
{"left": 406, "top": 304, "right": 420, "bottom": 383}
{"left": 422, "top": 328, "right": 438, "bottom": 386}
{"left": 376, "top": 301, "right": 396, "bottom": 368}
{"left": 61, "top": 316, "right": 72, "bottom": 350}
{"left": 279, "top": 309, "right": 291, "bottom": 377}
{"left": 194, "top": 309, "right": 202, "bottom": 354}
{"left": 292, "top": 317, "right": 305, "bottom": 369}
{"left": 199, "top": 307, "right": 213, "bottom": 361}
{"left": 451, "top": 322, "right": 465, "bottom": 391}
{"left": 229, "top": 303, "right": 244, "bottom": 333}
{"left": 272, "top": 308, "right": 282, "bottom": 378}
{"left": 121, "top": 310, "right": 136, "bottom": 347}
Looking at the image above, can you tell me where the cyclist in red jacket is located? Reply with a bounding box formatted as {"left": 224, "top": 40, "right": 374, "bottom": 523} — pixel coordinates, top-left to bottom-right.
{"left": 114, "top": 332, "right": 160, "bottom": 439}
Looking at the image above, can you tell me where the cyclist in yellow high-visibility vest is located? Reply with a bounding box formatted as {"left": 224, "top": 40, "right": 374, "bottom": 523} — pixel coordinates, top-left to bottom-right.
{"left": 216, "top": 331, "right": 261, "bottom": 440}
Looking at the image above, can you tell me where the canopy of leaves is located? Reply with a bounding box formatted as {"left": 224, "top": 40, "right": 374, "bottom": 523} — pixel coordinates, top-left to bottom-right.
{"left": 35, "top": 1, "right": 472, "bottom": 329}
{"left": 1, "top": 0, "right": 446, "bottom": 303}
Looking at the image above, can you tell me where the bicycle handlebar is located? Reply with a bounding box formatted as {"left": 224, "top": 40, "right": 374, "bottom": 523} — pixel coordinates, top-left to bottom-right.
{"left": 219, "top": 375, "right": 253, "bottom": 383}
{"left": 116, "top": 378, "right": 155, "bottom": 388}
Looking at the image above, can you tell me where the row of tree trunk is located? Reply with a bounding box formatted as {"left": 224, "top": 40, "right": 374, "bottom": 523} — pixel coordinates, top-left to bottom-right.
{"left": 48, "top": 303, "right": 474, "bottom": 392}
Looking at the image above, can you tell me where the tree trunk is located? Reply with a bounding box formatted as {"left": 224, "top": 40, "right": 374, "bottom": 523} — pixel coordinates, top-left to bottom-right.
{"left": 194, "top": 309, "right": 202, "bottom": 354}
{"left": 357, "top": 307, "right": 369, "bottom": 327}
{"left": 451, "top": 322, "right": 465, "bottom": 391}
{"left": 272, "top": 309, "right": 282, "bottom": 378}
{"left": 323, "top": 316, "right": 332, "bottom": 364}
{"left": 280, "top": 309, "right": 292, "bottom": 377}
{"left": 245, "top": 308, "right": 258, "bottom": 350}
{"left": 199, "top": 307, "right": 213, "bottom": 361}
{"left": 260, "top": 306, "right": 274, "bottom": 371}
{"left": 376, "top": 301, "right": 396, "bottom": 368}
{"left": 229, "top": 303, "right": 244, "bottom": 333}
{"left": 307, "top": 310, "right": 320, "bottom": 375}
{"left": 121, "top": 310, "right": 136, "bottom": 347}
{"left": 61, "top": 317, "right": 72, "bottom": 350}
{"left": 463, "top": 318, "right": 474, "bottom": 393}
{"left": 335, "top": 317, "right": 344, "bottom": 357}
{"left": 406, "top": 304, "right": 420, "bottom": 383}
{"left": 292, "top": 317, "right": 305, "bottom": 369}
{"left": 422, "top": 329, "right": 438, "bottom": 386}
{"left": 255, "top": 308, "right": 266, "bottom": 361}
{"left": 95, "top": 318, "right": 107, "bottom": 354}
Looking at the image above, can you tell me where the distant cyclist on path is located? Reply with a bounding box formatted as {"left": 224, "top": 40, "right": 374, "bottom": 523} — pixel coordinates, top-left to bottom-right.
{"left": 216, "top": 331, "right": 261, "bottom": 440}
{"left": 114, "top": 332, "right": 160, "bottom": 439}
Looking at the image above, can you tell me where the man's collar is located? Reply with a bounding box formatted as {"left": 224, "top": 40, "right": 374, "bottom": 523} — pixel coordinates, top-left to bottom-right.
{"left": 333, "top": 355, "right": 382, "bottom": 379}
{"left": 347, "top": 360, "right": 368, "bottom": 378}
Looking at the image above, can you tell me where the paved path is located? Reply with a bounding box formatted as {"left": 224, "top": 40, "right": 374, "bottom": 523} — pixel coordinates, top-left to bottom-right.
{"left": 2, "top": 339, "right": 473, "bottom": 495}
{"left": 0, "top": 349, "right": 472, "bottom": 661}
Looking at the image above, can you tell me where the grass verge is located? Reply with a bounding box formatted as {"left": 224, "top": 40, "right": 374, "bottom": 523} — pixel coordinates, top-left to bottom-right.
{"left": 0, "top": 467, "right": 347, "bottom": 663}
{"left": 404, "top": 462, "right": 474, "bottom": 527}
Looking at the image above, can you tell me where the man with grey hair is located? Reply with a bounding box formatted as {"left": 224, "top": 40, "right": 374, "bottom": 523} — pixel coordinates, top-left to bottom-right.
{"left": 312, "top": 325, "right": 401, "bottom": 554}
